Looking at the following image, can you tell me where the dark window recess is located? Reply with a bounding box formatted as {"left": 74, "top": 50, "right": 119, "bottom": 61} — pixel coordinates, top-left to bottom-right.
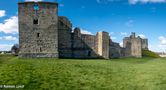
{"left": 40, "top": 47, "right": 42, "bottom": 52}
{"left": 60, "top": 22, "right": 63, "bottom": 26}
{"left": 33, "top": 19, "right": 38, "bottom": 24}
{"left": 37, "top": 33, "right": 40, "bottom": 37}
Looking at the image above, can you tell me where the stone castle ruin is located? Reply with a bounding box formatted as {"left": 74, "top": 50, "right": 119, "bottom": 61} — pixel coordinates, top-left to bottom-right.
{"left": 123, "top": 32, "right": 148, "bottom": 58}
{"left": 18, "top": 2, "right": 148, "bottom": 59}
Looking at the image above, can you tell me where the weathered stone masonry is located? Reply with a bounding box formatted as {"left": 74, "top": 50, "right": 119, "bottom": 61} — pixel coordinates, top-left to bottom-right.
{"left": 18, "top": 2, "right": 148, "bottom": 59}
{"left": 123, "top": 32, "right": 148, "bottom": 58}
{"left": 18, "top": 2, "right": 58, "bottom": 57}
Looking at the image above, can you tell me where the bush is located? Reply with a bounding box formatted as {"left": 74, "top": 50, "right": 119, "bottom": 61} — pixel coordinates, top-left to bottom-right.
{"left": 142, "top": 49, "right": 160, "bottom": 58}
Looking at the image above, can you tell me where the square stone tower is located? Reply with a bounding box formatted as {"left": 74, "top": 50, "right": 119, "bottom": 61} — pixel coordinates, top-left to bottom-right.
{"left": 96, "top": 32, "right": 110, "bottom": 59}
{"left": 18, "top": 2, "right": 59, "bottom": 57}
{"left": 123, "top": 32, "right": 142, "bottom": 58}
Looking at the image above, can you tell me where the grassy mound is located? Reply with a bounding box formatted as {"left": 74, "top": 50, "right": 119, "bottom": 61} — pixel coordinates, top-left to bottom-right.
{"left": 142, "top": 49, "right": 160, "bottom": 58}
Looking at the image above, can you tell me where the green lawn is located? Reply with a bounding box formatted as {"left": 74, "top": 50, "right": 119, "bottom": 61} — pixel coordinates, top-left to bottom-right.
{"left": 0, "top": 55, "right": 166, "bottom": 90}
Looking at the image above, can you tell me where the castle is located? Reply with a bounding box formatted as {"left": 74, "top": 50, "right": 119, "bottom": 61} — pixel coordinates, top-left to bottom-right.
{"left": 18, "top": 2, "right": 148, "bottom": 59}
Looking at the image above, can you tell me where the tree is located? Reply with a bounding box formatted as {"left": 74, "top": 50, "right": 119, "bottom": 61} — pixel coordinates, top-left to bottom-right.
{"left": 11, "top": 44, "right": 19, "bottom": 56}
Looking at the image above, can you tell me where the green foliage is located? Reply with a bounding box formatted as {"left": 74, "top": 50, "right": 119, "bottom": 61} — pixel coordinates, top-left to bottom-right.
{"left": 0, "top": 55, "right": 166, "bottom": 90}
{"left": 142, "top": 49, "right": 160, "bottom": 58}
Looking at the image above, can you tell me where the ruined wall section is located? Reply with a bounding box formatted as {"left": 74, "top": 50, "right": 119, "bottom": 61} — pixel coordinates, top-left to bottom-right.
{"left": 109, "top": 41, "right": 121, "bottom": 58}
{"left": 72, "top": 28, "right": 90, "bottom": 58}
{"left": 18, "top": 2, "right": 59, "bottom": 57}
{"left": 141, "top": 39, "right": 148, "bottom": 50}
{"left": 81, "top": 34, "right": 98, "bottom": 58}
{"left": 58, "top": 16, "right": 72, "bottom": 58}
{"left": 71, "top": 28, "right": 99, "bottom": 58}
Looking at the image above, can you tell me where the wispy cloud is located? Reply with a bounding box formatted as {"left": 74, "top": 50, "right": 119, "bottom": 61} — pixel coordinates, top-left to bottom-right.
{"left": 109, "top": 32, "right": 114, "bottom": 36}
{"left": 80, "top": 28, "right": 93, "bottom": 35}
{"left": 125, "top": 20, "right": 134, "bottom": 27}
{"left": 59, "top": 3, "right": 64, "bottom": 7}
{"left": 138, "top": 34, "right": 146, "bottom": 39}
{"left": 97, "top": 0, "right": 166, "bottom": 4}
{"left": 96, "top": 0, "right": 121, "bottom": 4}
{"left": 159, "top": 36, "right": 166, "bottom": 45}
{"left": 0, "top": 10, "right": 6, "bottom": 17}
{"left": 0, "top": 36, "right": 17, "bottom": 41}
{"left": 129, "top": 0, "right": 166, "bottom": 4}
{"left": 120, "top": 32, "right": 128, "bottom": 36}
{"left": 111, "top": 36, "right": 117, "bottom": 40}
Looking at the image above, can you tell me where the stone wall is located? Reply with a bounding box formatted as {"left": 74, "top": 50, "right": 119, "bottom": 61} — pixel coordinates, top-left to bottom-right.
{"left": 58, "top": 16, "right": 72, "bottom": 58}
{"left": 141, "top": 39, "right": 148, "bottom": 50}
{"left": 109, "top": 41, "right": 121, "bottom": 58}
{"left": 18, "top": 2, "right": 59, "bottom": 57}
{"left": 18, "top": 2, "right": 148, "bottom": 59}
{"left": 71, "top": 27, "right": 99, "bottom": 58}
{"left": 123, "top": 37, "right": 131, "bottom": 57}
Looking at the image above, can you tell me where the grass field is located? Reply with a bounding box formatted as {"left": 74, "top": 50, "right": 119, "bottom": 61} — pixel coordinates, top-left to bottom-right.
{"left": 0, "top": 55, "right": 166, "bottom": 90}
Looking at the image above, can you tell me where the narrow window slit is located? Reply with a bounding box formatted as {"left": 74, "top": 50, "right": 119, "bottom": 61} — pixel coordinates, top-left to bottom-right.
{"left": 37, "top": 33, "right": 40, "bottom": 37}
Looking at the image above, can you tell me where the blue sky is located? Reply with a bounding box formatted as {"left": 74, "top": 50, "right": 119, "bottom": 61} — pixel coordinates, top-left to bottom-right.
{"left": 0, "top": 0, "right": 166, "bottom": 52}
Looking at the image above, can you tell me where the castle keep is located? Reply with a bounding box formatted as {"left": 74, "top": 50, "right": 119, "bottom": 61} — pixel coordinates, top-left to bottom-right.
{"left": 18, "top": 2, "right": 58, "bottom": 57}
{"left": 123, "top": 32, "right": 148, "bottom": 58}
{"left": 18, "top": 2, "right": 148, "bottom": 59}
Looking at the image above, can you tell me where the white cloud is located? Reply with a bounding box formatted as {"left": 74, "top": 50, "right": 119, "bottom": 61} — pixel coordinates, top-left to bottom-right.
{"left": 159, "top": 36, "right": 166, "bottom": 45}
{"left": 0, "top": 36, "right": 17, "bottom": 41}
{"left": 0, "top": 44, "right": 13, "bottom": 51}
{"left": 120, "top": 42, "right": 123, "bottom": 47}
{"left": 111, "top": 36, "right": 117, "bottom": 40}
{"left": 80, "top": 29, "right": 93, "bottom": 35}
{"left": 0, "top": 10, "right": 6, "bottom": 17}
{"left": 129, "top": 0, "right": 166, "bottom": 4}
{"left": 25, "top": 0, "right": 42, "bottom": 2}
{"left": 97, "top": 0, "right": 166, "bottom": 4}
{"left": 109, "top": 32, "right": 114, "bottom": 35}
{"left": 148, "top": 36, "right": 166, "bottom": 52}
{"left": 148, "top": 44, "right": 160, "bottom": 52}
{"left": 138, "top": 34, "right": 146, "bottom": 39}
{"left": 121, "top": 32, "right": 128, "bottom": 36}
{"left": 0, "top": 16, "right": 18, "bottom": 34}
{"left": 154, "top": 36, "right": 166, "bottom": 52}
{"left": 97, "top": 0, "right": 121, "bottom": 3}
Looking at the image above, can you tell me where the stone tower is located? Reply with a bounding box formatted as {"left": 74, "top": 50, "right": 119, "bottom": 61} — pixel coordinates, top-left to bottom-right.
{"left": 18, "top": 2, "right": 59, "bottom": 57}
{"left": 123, "top": 32, "right": 142, "bottom": 58}
{"left": 131, "top": 36, "right": 142, "bottom": 58}
{"left": 96, "top": 32, "right": 110, "bottom": 59}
